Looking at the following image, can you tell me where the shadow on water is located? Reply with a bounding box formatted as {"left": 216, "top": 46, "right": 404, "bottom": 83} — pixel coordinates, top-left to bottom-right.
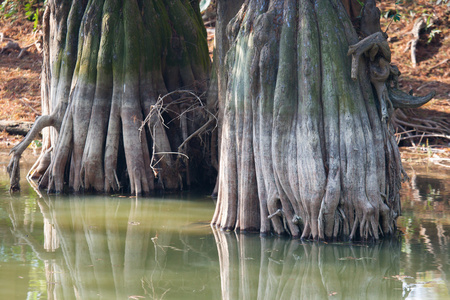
{"left": 0, "top": 151, "right": 449, "bottom": 299}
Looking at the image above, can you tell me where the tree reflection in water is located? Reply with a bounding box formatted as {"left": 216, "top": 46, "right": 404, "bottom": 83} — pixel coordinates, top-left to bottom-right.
{"left": 214, "top": 230, "right": 403, "bottom": 299}
{"left": 3, "top": 183, "right": 449, "bottom": 299}
{"left": 13, "top": 196, "right": 221, "bottom": 300}
{"left": 399, "top": 166, "right": 450, "bottom": 298}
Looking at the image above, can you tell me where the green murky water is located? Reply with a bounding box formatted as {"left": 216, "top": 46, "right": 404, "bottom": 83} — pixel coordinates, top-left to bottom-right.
{"left": 0, "top": 150, "right": 449, "bottom": 299}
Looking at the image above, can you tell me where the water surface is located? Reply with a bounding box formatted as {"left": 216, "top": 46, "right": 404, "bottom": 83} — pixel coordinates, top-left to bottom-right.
{"left": 0, "top": 150, "right": 448, "bottom": 299}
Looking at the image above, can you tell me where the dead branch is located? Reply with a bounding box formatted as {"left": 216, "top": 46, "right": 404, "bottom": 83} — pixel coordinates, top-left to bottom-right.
{"left": 139, "top": 90, "right": 217, "bottom": 185}
{"left": 268, "top": 209, "right": 283, "bottom": 219}
{"left": 410, "top": 18, "right": 425, "bottom": 68}
{"left": 177, "top": 115, "right": 216, "bottom": 152}
{"left": 0, "top": 35, "right": 43, "bottom": 57}
{"left": 429, "top": 157, "right": 450, "bottom": 168}
{"left": 417, "top": 81, "right": 438, "bottom": 91}
{"left": 427, "top": 59, "right": 449, "bottom": 73}
{"left": 140, "top": 89, "right": 217, "bottom": 148}
{"left": 395, "top": 118, "right": 447, "bottom": 133}
{"left": 392, "top": 106, "right": 450, "bottom": 146}
{"left": 397, "top": 134, "right": 450, "bottom": 141}
{"left": 19, "top": 98, "right": 41, "bottom": 115}
{"left": 0, "top": 40, "right": 21, "bottom": 53}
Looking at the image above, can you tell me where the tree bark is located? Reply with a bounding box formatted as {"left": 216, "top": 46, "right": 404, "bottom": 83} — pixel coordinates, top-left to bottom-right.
{"left": 9, "top": 0, "right": 214, "bottom": 194}
{"left": 211, "top": 0, "right": 428, "bottom": 240}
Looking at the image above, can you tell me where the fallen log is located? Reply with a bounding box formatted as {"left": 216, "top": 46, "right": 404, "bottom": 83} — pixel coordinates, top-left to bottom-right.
{"left": 0, "top": 120, "right": 39, "bottom": 137}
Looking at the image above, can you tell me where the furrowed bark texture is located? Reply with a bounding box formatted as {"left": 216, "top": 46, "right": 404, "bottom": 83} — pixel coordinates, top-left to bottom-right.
{"left": 11, "top": 0, "right": 213, "bottom": 194}
{"left": 212, "top": 0, "right": 404, "bottom": 240}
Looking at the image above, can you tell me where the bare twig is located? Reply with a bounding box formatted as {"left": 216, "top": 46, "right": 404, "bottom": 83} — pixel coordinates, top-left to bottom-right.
{"left": 417, "top": 81, "right": 438, "bottom": 91}
{"left": 392, "top": 105, "right": 450, "bottom": 148}
{"left": 398, "top": 134, "right": 450, "bottom": 141}
{"left": 427, "top": 59, "right": 449, "bottom": 73}
{"left": 19, "top": 98, "right": 41, "bottom": 115}
{"left": 140, "top": 89, "right": 217, "bottom": 180}
{"left": 177, "top": 116, "right": 216, "bottom": 152}
{"left": 0, "top": 38, "right": 39, "bottom": 57}
{"left": 154, "top": 151, "right": 189, "bottom": 159}
{"left": 268, "top": 209, "right": 283, "bottom": 219}
{"left": 430, "top": 157, "right": 450, "bottom": 168}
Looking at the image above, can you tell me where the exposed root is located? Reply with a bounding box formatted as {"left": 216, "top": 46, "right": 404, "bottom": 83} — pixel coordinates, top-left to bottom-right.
{"left": 393, "top": 108, "right": 450, "bottom": 146}
{"left": 11, "top": 0, "right": 213, "bottom": 195}
{"left": 27, "top": 147, "right": 52, "bottom": 180}
{"left": 8, "top": 114, "right": 57, "bottom": 192}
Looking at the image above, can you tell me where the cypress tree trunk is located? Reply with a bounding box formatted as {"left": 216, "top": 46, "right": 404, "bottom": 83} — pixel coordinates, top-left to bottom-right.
{"left": 211, "top": 0, "right": 433, "bottom": 240}
{"left": 8, "top": 0, "right": 214, "bottom": 194}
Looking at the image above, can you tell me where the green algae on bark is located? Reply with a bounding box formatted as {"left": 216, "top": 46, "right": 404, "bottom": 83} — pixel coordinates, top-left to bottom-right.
{"left": 212, "top": 0, "right": 406, "bottom": 241}
{"left": 9, "top": 0, "right": 213, "bottom": 195}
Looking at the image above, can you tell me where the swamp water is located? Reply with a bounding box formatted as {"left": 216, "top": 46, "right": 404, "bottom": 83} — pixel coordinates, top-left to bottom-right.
{"left": 0, "top": 150, "right": 449, "bottom": 299}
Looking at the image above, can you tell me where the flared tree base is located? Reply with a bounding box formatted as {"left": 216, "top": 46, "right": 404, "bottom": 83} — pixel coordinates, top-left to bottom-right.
{"left": 212, "top": 0, "right": 412, "bottom": 240}
{"left": 9, "top": 0, "right": 215, "bottom": 195}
